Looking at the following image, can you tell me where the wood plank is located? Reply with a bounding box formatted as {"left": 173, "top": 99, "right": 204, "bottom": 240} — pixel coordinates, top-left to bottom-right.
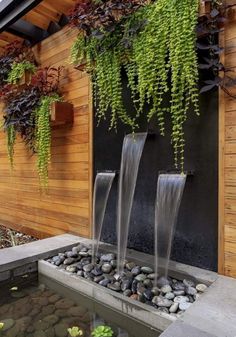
{"left": 0, "top": 25, "right": 92, "bottom": 240}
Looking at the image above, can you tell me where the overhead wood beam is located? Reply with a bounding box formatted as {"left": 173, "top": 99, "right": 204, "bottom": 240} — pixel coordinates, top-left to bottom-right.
{"left": 0, "top": 0, "right": 43, "bottom": 33}
{"left": 6, "top": 19, "right": 49, "bottom": 43}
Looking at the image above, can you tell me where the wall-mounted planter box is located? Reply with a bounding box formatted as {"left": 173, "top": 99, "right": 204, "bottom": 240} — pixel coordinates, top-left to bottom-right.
{"left": 74, "top": 62, "right": 87, "bottom": 72}
{"left": 50, "top": 102, "right": 74, "bottom": 126}
{"left": 199, "top": 1, "right": 211, "bottom": 17}
{"left": 19, "top": 71, "right": 32, "bottom": 86}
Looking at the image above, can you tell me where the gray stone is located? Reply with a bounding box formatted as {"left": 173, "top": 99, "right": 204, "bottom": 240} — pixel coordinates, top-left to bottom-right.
{"left": 143, "top": 279, "right": 153, "bottom": 288}
{"left": 173, "top": 290, "right": 185, "bottom": 296}
{"left": 135, "top": 274, "right": 146, "bottom": 282}
{"left": 55, "top": 298, "right": 74, "bottom": 309}
{"left": 179, "top": 302, "right": 192, "bottom": 311}
{"left": 34, "top": 331, "right": 46, "bottom": 337}
{"left": 83, "top": 263, "right": 93, "bottom": 273}
{"left": 101, "top": 263, "right": 112, "bottom": 274}
{"left": 186, "top": 287, "right": 197, "bottom": 296}
{"left": 126, "top": 262, "right": 136, "bottom": 271}
{"left": 66, "top": 265, "right": 77, "bottom": 273}
{"left": 79, "top": 251, "right": 89, "bottom": 257}
{"left": 94, "top": 275, "right": 104, "bottom": 283}
{"left": 161, "top": 285, "right": 172, "bottom": 294}
{"left": 183, "top": 279, "right": 195, "bottom": 288}
{"left": 141, "top": 266, "right": 153, "bottom": 274}
{"left": 147, "top": 273, "right": 156, "bottom": 280}
{"left": 65, "top": 251, "right": 78, "bottom": 258}
{"left": 151, "top": 287, "right": 160, "bottom": 296}
{"left": 43, "top": 315, "right": 59, "bottom": 325}
{"left": 2, "top": 319, "right": 15, "bottom": 331}
{"left": 68, "top": 306, "right": 87, "bottom": 317}
{"left": 110, "top": 260, "right": 117, "bottom": 268}
{"left": 107, "top": 282, "right": 121, "bottom": 292}
{"left": 172, "top": 281, "right": 185, "bottom": 291}
{"left": 11, "top": 291, "right": 26, "bottom": 298}
{"left": 143, "top": 288, "right": 153, "bottom": 301}
{"left": 48, "top": 294, "right": 61, "bottom": 304}
{"left": 123, "top": 289, "right": 132, "bottom": 297}
{"left": 156, "top": 277, "right": 171, "bottom": 288}
{"left": 100, "top": 253, "right": 115, "bottom": 262}
{"left": 77, "top": 270, "right": 84, "bottom": 277}
{"left": 121, "top": 279, "right": 132, "bottom": 291}
{"left": 131, "top": 266, "right": 141, "bottom": 276}
{"left": 157, "top": 307, "right": 169, "bottom": 314}
{"left": 152, "top": 296, "right": 173, "bottom": 308}
{"left": 174, "top": 296, "right": 190, "bottom": 304}
{"left": 63, "top": 258, "right": 75, "bottom": 265}
{"left": 165, "top": 292, "right": 175, "bottom": 300}
{"left": 196, "top": 284, "right": 207, "bottom": 293}
{"left": 54, "top": 323, "right": 67, "bottom": 337}
{"left": 99, "top": 279, "right": 110, "bottom": 287}
{"left": 91, "top": 266, "right": 103, "bottom": 276}
{"left": 169, "top": 303, "right": 179, "bottom": 313}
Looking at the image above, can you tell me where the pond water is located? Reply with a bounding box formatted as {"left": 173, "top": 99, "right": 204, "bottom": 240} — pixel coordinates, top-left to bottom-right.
{"left": 0, "top": 274, "right": 160, "bottom": 337}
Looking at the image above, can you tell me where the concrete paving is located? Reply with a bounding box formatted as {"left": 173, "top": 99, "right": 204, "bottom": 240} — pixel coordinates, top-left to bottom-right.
{"left": 160, "top": 321, "right": 216, "bottom": 337}
{"left": 181, "top": 275, "right": 236, "bottom": 337}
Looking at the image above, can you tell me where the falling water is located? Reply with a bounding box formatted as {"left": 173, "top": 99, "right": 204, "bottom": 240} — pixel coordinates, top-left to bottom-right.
{"left": 92, "top": 172, "right": 116, "bottom": 264}
{"left": 117, "top": 132, "right": 147, "bottom": 275}
{"left": 154, "top": 174, "right": 186, "bottom": 284}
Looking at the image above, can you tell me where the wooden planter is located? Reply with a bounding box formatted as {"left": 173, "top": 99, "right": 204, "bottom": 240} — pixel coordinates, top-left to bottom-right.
{"left": 19, "top": 71, "right": 32, "bottom": 86}
{"left": 74, "top": 62, "right": 87, "bottom": 72}
{"left": 50, "top": 102, "right": 74, "bottom": 126}
{"left": 199, "top": 1, "right": 211, "bottom": 17}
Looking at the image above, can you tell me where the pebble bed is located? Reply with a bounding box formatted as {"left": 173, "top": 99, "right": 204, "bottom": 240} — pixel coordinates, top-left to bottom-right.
{"left": 46, "top": 243, "right": 208, "bottom": 317}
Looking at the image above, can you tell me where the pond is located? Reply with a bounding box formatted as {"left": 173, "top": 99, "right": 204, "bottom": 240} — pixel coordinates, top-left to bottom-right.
{"left": 0, "top": 273, "right": 160, "bottom": 337}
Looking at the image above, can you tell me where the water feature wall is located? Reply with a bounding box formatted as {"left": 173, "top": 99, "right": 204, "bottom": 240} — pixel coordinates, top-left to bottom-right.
{"left": 116, "top": 133, "right": 147, "bottom": 274}
{"left": 92, "top": 172, "right": 116, "bottom": 262}
{"left": 94, "top": 77, "right": 218, "bottom": 271}
{"left": 154, "top": 174, "right": 186, "bottom": 281}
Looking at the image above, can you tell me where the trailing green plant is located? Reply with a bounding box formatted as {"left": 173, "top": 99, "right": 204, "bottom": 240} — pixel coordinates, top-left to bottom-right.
{"left": 70, "top": 0, "right": 199, "bottom": 169}
{"left": 0, "top": 40, "right": 37, "bottom": 90}
{"left": 35, "top": 94, "right": 61, "bottom": 188}
{"left": 7, "top": 60, "right": 36, "bottom": 85}
{"left": 91, "top": 325, "right": 113, "bottom": 337}
{"left": 1, "top": 67, "right": 63, "bottom": 188}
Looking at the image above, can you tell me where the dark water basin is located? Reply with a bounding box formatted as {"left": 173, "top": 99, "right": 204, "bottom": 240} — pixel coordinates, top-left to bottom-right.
{"left": 0, "top": 273, "right": 160, "bottom": 337}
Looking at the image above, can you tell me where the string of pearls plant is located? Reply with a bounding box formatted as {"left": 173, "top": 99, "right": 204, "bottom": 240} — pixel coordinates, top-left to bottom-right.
{"left": 71, "top": 0, "right": 199, "bottom": 169}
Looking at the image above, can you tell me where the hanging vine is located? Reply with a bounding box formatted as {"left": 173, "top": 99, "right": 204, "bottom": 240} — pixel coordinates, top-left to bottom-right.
{"left": 70, "top": 0, "right": 199, "bottom": 169}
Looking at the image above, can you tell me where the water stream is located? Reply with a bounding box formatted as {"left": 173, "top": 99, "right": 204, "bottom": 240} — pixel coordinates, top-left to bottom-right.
{"left": 154, "top": 174, "right": 186, "bottom": 284}
{"left": 92, "top": 172, "right": 116, "bottom": 264}
{"left": 116, "top": 132, "right": 147, "bottom": 274}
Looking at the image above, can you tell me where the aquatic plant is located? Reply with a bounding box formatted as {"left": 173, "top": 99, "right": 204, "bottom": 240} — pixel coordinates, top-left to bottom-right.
{"left": 91, "top": 325, "right": 114, "bottom": 337}
{"left": 68, "top": 326, "right": 83, "bottom": 337}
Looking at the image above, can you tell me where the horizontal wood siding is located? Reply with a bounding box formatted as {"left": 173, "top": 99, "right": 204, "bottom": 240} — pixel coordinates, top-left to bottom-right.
{"left": 219, "top": 2, "right": 236, "bottom": 277}
{"left": 0, "top": 26, "right": 92, "bottom": 239}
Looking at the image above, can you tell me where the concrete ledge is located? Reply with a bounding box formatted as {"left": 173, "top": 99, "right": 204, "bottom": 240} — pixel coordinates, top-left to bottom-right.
{"left": 0, "top": 234, "right": 81, "bottom": 273}
{"left": 39, "top": 260, "right": 175, "bottom": 331}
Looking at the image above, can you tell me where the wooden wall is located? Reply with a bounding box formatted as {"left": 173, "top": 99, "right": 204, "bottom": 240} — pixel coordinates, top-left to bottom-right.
{"left": 219, "top": 1, "right": 236, "bottom": 278}
{"left": 0, "top": 26, "right": 93, "bottom": 239}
